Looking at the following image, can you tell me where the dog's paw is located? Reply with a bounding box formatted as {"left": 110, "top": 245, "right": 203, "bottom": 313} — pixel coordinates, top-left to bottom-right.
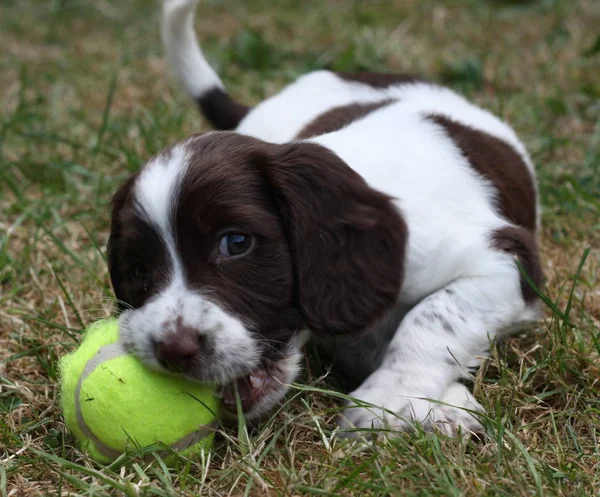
{"left": 429, "top": 382, "right": 485, "bottom": 437}
{"left": 335, "top": 381, "right": 437, "bottom": 439}
{"left": 335, "top": 381, "right": 485, "bottom": 440}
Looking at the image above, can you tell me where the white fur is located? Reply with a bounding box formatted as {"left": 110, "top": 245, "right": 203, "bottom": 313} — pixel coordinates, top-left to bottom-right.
{"left": 135, "top": 144, "right": 188, "bottom": 247}
{"left": 338, "top": 382, "right": 485, "bottom": 438}
{"left": 237, "top": 71, "right": 393, "bottom": 143}
{"left": 157, "top": 0, "right": 540, "bottom": 431}
{"left": 338, "top": 253, "right": 537, "bottom": 435}
{"left": 162, "top": 0, "right": 224, "bottom": 98}
{"left": 431, "top": 383, "right": 486, "bottom": 436}
{"left": 119, "top": 281, "right": 261, "bottom": 384}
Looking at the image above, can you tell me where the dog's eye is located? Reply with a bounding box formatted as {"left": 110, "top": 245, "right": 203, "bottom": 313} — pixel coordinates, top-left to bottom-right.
{"left": 132, "top": 264, "right": 148, "bottom": 280}
{"left": 219, "top": 233, "right": 252, "bottom": 257}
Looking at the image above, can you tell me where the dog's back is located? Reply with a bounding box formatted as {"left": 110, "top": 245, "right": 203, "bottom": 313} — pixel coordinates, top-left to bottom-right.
{"left": 163, "top": 0, "right": 539, "bottom": 305}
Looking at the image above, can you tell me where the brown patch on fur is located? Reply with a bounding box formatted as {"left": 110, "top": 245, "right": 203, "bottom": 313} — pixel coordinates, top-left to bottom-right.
{"left": 296, "top": 100, "right": 395, "bottom": 139}
{"left": 428, "top": 114, "right": 537, "bottom": 231}
{"left": 336, "top": 71, "right": 427, "bottom": 88}
{"left": 266, "top": 140, "right": 407, "bottom": 336}
{"left": 492, "top": 226, "right": 542, "bottom": 303}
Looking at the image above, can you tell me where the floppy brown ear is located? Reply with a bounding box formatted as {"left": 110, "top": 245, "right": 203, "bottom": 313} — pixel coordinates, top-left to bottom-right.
{"left": 263, "top": 141, "right": 407, "bottom": 336}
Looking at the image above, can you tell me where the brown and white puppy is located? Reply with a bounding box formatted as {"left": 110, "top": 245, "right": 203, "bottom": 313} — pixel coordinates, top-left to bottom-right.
{"left": 107, "top": 0, "right": 542, "bottom": 435}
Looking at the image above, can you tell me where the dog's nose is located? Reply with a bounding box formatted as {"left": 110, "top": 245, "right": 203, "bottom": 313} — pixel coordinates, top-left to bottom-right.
{"left": 155, "top": 329, "right": 201, "bottom": 372}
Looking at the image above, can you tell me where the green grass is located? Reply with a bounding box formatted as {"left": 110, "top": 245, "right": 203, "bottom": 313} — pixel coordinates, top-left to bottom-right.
{"left": 1, "top": 0, "right": 599, "bottom": 495}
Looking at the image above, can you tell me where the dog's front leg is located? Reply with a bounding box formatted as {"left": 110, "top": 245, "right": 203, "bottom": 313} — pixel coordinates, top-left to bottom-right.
{"left": 336, "top": 262, "right": 539, "bottom": 438}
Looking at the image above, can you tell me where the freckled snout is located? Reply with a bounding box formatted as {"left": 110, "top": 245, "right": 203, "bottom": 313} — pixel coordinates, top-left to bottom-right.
{"left": 155, "top": 327, "right": 203, "bottom": 372}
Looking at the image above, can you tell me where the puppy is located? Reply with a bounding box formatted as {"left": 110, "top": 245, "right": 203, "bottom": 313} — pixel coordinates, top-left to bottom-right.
{"left": 107, "top": 0, "right": 542, "bottom": 436}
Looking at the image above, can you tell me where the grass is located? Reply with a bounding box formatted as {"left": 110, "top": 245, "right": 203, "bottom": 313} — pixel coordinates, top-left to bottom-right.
{"left": 1, "top": 0, "right": 599, "bottom": 495}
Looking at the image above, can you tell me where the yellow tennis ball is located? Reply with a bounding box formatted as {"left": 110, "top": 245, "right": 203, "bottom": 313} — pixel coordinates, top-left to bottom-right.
{"left": 59, "top": 318, "right": 219, "bottom": 464}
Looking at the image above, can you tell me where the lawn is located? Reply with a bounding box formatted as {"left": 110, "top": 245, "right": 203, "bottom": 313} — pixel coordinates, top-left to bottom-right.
{"left": 1, "top": 0, "right": 599, "bottom": 495}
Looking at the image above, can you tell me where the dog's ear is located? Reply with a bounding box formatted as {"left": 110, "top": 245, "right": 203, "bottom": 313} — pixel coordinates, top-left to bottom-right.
{"left": 262, "top": 142, "right": 407, "bottom": 336}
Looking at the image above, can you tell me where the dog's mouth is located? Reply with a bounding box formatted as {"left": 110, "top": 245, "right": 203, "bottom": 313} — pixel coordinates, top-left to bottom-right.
{"left": 218, "top": 369, "right": 270, "bottom": 412}
{"left": 217, "top": 359, "right": 291, "bottom": 415}
{"left": 214, "top": 333, "right": 307, "bottom": 416}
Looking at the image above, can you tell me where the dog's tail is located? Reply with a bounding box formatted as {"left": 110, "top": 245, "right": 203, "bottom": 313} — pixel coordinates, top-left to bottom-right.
{"left": 162, "top": 0, "right": 250, "bottom": 130}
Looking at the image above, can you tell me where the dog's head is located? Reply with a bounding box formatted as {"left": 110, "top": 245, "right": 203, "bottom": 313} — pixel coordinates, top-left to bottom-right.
{"left": 107, "top": 132, "right": 406, "bottom": 418}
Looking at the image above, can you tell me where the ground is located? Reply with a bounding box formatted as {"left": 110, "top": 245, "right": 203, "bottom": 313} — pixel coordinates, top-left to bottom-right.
{"left": 1, "top": 0, "right": 599, "bottom": 495}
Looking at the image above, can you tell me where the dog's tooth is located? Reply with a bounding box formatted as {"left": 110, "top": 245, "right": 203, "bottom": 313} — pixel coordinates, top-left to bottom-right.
{"left": 249, "top": 371, "right": 267, "bottom": 390}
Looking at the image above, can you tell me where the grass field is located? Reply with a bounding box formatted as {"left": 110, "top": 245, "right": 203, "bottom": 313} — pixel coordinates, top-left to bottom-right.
{"left": 1, "top": 0, "right": 599, "bottom": 495}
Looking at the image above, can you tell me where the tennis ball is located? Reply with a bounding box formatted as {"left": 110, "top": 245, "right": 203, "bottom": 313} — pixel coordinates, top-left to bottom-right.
{"left": 60, "top": 318, "right": 219, "bottom": 464}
